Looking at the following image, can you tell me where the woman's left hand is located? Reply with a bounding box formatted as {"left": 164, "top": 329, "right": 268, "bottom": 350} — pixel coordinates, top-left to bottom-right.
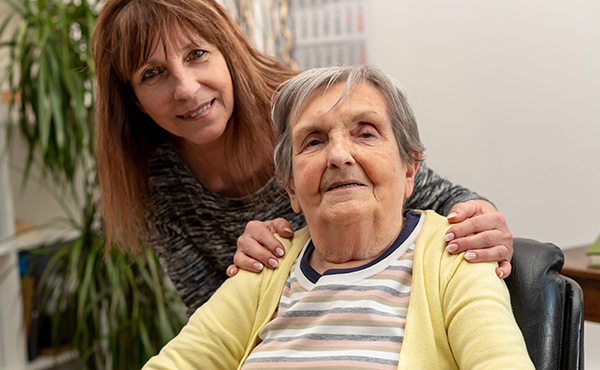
{"left": 443, "top": 199, "right": 513, "bottom": 279}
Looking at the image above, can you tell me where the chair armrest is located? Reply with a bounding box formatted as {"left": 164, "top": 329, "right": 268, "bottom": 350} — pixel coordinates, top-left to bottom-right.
{"left": 505, "top": 238, "right": 583, "bottom": 370}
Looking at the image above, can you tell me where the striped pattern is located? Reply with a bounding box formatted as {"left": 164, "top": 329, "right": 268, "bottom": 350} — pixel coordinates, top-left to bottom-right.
{"left": 147, "top": 141, "right": 485, "bottom": 315}
{"left": 242, "top": 212, "right": 423, "bottom": 369}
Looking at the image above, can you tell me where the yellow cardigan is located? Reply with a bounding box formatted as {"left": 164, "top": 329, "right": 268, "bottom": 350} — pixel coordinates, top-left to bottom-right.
{"left": 143, "top": 210, "right": 534, "bottom": 369}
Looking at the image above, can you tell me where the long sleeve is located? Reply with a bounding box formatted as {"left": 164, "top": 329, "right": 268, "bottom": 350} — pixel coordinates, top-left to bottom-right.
{"left": 442, "top": 254, "right": 534, "bottom": 369}
{"left": 405, "top": 162, "right": 491, "bottom": 215}
{"left": 400, "top": 211, "right": 533, "bottom": 369}
{"left": 142, "top": 228, "right": 310, "bottom": 370}
{"left": 142, "top": 270, "right": 263, "bottom": 370}
{"left": 148, "top": 221, "right": 226, "bottom": 316}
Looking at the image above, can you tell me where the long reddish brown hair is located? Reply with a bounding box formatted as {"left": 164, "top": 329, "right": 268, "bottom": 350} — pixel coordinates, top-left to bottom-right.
{"left": 92, "top": 0, "right": 299, "bottom": 253}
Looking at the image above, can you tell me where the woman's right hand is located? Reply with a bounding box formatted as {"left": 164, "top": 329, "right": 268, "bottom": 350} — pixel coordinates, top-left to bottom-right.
{"left": 227, "top": 218, "right": 294, "bottom": 277}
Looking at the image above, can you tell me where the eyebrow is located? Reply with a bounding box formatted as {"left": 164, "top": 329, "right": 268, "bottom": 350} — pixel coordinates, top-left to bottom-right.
{"left": 137, "top": 40, "right": 201, "bottom": 69}
{"left": 293, "top": 110, "right": 385, "bottom": 138}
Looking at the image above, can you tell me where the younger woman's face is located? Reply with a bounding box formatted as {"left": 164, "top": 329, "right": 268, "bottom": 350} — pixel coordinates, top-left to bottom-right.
{"left": 131, "top": 31, "right": 234, "bottom": 148}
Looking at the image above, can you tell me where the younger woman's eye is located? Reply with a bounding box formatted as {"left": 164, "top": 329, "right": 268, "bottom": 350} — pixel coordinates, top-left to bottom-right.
{"left": 189, "top": 49, "right": 207, "bottom": 60}
{"left": 142, "top": 68, "right": 160, "bottom": 81}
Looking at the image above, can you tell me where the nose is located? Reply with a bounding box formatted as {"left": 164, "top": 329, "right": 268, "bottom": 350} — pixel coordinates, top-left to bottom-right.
{"left": 172, "top": 69, "right": 199, "bottom": 101}
{"left": 327, "top": 136, "right": 356, "bottom": 168}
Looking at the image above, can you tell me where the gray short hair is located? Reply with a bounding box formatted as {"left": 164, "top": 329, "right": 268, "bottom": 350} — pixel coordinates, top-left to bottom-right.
{"left": 272, "top": 65, "right": 425, "bottom": 187}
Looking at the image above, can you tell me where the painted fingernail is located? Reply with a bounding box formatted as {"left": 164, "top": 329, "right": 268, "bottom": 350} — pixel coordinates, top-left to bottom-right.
{"left": 275, "top": 247, "right": 285, "bottom": 257}
{"left": 228, "top": 267, "right": 235, "bottom": 276}
{"left": 445, "top": 243, "right": 458, "bottom": 253}
{"left": 447, "top": 212, "right": 458, "bottom": 218}
{"left": 284, "top": 227, "right": 293, "bottom": 234}
{"left": 268, "top": 258, "right": 279, "bottom": 268}
{"left": 464, "top": 251, "right": 476, "bottom": 260}
{"left": 253, "top": 262, "right": 264, "bottom": 271}
{"left": 444, "top": 232, "right": 455, "bottom": 242}
{"left": 499, "top": 271, "right": 504, "bottom": 279}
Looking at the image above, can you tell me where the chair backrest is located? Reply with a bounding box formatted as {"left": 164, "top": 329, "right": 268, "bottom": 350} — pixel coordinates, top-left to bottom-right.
{"left": 505, "top": 238, "right": 584, "bottom": 370}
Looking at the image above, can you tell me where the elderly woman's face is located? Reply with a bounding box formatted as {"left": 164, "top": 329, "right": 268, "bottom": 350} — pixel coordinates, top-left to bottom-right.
{"left": 285, "top": 82, "right": 418, "bottom": 226}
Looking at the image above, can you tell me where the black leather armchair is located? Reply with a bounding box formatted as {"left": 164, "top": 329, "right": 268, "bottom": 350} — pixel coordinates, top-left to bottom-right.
{"left": 505, "top": 238, "right": 584, "bottom": 370}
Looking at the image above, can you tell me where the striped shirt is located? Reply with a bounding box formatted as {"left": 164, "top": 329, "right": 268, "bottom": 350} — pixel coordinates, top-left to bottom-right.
{"left": 242, "top": 211, "right": 423, "bottom": 369}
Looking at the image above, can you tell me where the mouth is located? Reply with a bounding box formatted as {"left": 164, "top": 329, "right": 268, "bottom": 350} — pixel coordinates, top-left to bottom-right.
{"left": 178, "top": 99, "right": 215, "bottom": 118}
{"left": 327, "top": 181, "right": 365, "bottom": 191}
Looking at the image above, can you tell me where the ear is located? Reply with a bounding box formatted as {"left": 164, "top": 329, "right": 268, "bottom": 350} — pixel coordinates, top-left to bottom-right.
{"left": 403, "top": 152, "right": 421, "bottom": 199}
{"left": 285, "top": 177, "right": 303, "bottom": 214}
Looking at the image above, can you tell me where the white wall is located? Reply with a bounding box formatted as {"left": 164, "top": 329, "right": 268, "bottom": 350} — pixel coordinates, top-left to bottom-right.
{"left": 366, "top": 1, "right": 600, "bottom": 368}
{"left": 367, "top": 0, "right": 600, "bottom": 249}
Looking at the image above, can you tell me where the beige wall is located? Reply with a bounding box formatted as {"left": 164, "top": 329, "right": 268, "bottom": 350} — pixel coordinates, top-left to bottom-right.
{"left": 367, "top": 0, "right": 600, "bottom": 250}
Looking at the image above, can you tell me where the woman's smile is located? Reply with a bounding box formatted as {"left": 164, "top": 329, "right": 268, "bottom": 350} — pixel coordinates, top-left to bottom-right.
{"left": 178, "top": 99, "right": 215, "bottom": 119}
{"left": 326, "top": 181, "right": 366, "bottom": 191}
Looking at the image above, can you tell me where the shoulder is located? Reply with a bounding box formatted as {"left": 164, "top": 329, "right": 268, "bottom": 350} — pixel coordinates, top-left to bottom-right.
{"left": 226, "top": 226, "right": 310, "bottom": 296}
{"left": 275, "top": 226, "right": 311, "bottom": 272}
{"left": 413, "top": 210, "right": 490, "bottom": 282}
{"left": 418, "top": 211, "right": 499, "bottom": 286}
{"left": 415, "top": 210, "right": 451, "bottom": 251}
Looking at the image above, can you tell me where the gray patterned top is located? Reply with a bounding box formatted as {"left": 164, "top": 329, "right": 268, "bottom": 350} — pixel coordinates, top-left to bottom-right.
{"left": 148, "top": 142, "right": 486, "bottom": 315}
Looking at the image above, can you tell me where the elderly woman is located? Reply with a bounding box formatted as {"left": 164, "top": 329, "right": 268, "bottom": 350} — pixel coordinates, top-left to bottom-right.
{"left": 143, "top": 66, "right": 533, "bottom": 369}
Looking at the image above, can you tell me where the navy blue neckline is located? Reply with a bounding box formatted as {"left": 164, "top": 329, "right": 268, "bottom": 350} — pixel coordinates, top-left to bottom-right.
{"left": 300, "top": 210, "right": 421, "bottom": 284}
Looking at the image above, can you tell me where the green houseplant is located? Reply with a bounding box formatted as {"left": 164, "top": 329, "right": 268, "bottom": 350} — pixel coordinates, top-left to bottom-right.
{"left": 0, "top": 0, "right": 186, "bottom": 368}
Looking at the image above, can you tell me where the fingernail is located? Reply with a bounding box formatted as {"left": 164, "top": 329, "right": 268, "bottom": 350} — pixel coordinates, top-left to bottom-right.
{"left": 464, "top": 251, "right": 476, "bottom": 260}
{"left": 275, "top": 247, "right": 285, "bottom": 257}
{"left": 444, "top": 232, "right": 455, "bottom": 242}
{"left": 253, "top": 262, "right": 264, "bottom": 271}
{"left": 499, "top": 271, "right": 504, "bottom": 279}
{"left": 445, "top": 243, "right": 458, "bottom": 253}
{"left": 283, "top": 227, "right": 293, "bottom": 234}
{"left": 229, "top": 267, "right": 235, "bottom": 276}
{"left": 268, "top": 258, "right": 279, "bottom": 268}
{"left": 447, "top": 212, "right": 458, "bottom": 219}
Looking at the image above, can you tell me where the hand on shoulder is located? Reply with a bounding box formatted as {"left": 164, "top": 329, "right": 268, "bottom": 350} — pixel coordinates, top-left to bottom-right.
{"left": 443, "top": 200, "right": 513, "bottom": 278}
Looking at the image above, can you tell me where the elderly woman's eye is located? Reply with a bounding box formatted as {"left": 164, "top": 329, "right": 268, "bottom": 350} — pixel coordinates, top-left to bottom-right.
{"left": 359, "top": 131, "right": 377, "bottom": 139}
{"left": 308, "top": 139, "right": 321, "bottom": 146}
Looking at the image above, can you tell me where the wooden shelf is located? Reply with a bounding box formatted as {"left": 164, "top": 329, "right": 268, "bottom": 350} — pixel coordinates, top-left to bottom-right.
{"left": 26, "top": 351, "right": 77, "bottom": 370}
{"left": 0, "top": 227, "right": 79, "bottom": 370}
{"left": 0, "top": 227, "right": 79, "bottom": 257}
{"left": 561, "top": 245, "right": 600, "bottom": 323}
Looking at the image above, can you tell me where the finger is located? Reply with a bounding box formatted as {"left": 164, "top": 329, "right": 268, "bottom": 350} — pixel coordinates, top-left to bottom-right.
{"left": 226, "top": 264, "right": 239, "bottom": 277}
{"left": 232, "top": 248, "right": 279, "bottom": 273}
{"left": 496, "top": 260, "right": 512, "bottom": 279}
{"left": 446, "top": 201, "right": 479, "bottom": 223}
{"left": 269, "top": 218, "right": 294, "bottom": 238}
{"left": 242, "top": 221, "right": 287, "bottom": 257}
{"left": 234, "top": 238, "right": 280, "bottom": 269}
{"left": 445, "top": 212, "right": 508, "bottom": 240}
{"left": 447, "top": 199, "right": 497, "bottom": 223}
{"left": 459, "top": 244, "right": 513, "bottom": 265}
{"left": 445, "top": 229, "right": 511, "bottom": 254}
